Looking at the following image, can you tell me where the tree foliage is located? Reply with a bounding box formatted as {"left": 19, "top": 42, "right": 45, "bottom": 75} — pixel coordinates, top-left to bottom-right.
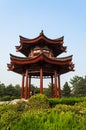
{"left": 70, "top": 76, "right": 86, "bottom": 97}
{"left": 0, "top": 83, "right": 5, "bottom": 96}
{"left": 44, "top": 82, "right": 52, "bottom": 97}
{"left": 0, "top": 82, "right": 21, "bottom": 101}
{"left": 0, "top": 75, "right": 86, "bottom": 101}
{"left": 30, "top": 84, "right": 39, "bottom": 95}
{"left": 62, "top": 82, "right": 71, "bottom": 97}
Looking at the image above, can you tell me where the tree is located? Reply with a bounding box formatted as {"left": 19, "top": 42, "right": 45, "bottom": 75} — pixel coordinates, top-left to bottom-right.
{"left": 30, "top": 84, "right": 39, "bottom": 95}
{"left": 70, "top": 76, "right": 86, "bottom": 97}
{"left": 14, "top": 84, "right": 21, "bottom": 97}
{"left": 0, "top": 83, "right": 21, "bottom": 101}
{"left": 62, "top": 82, "right": 71, "bottom": 97}
{"left": 0, "top": 82, "right": 5, "bottom": 97}
{"left": 43, "top": 83, "right": 52, "bottom": 98}
{"left": 5, "top": 84, "right": 15, "bottom": 96}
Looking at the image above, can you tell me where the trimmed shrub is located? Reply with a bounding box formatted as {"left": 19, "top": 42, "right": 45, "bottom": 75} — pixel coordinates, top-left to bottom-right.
{"left": 0, "top": 95, "right": 11, "bottom": 101}
{"left": 49, "top": 97, "right": 84, "bottom": 107}
{"left": 28, "top": 94, "right": 49, "bottom": 109}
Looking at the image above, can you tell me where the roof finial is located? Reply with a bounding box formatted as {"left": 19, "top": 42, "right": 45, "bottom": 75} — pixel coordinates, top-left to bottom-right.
{"left": 40, "top": 30, "right": 44, "bottom": 35}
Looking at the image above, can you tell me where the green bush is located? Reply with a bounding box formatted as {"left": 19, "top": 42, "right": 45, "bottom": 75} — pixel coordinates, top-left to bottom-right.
{"left": 0, "top": 97, "right": 86, "bottom": 130}
{"left": 0, "top": 104, "right": 21, "bottom": 130}
{"left": 27, "top": 94, "right": 49, "bottom": 109}
{"left": 49, "top": 97, "right": 84, "bottom": 107}
{"left": 0, "top": 95, "right": 20, "bottom": 101}
{"left": 12, "top": 109, "right": 86, "bottom": 130}
{"left": 11, "top": 101, "right": 28, "bottom": 113}
{"left": 0, "top": 95, "right": 11, "bottom": 101}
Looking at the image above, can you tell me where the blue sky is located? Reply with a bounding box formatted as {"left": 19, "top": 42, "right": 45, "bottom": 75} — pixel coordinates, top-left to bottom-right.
{"left": 0, "top": 0, "right": 86, "bottom": 88}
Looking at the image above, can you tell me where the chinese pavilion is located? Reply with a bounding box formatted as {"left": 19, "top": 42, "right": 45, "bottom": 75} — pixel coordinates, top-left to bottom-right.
{"left": 7, "top": 31, "right": 74, "bottom": 99}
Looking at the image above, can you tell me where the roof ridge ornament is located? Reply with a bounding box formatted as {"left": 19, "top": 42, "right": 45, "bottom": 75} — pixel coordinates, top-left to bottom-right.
{"left": 40, "top": 30, "right": 44, "bottom": 35}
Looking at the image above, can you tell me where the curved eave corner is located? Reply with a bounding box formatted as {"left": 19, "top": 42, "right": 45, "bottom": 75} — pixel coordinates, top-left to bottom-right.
{"left": 15, "top": 45, "right": 23, "bottom": 52}
{"left": 70, "top": 63, "right": 75, "bottom": 71}
{"left": 56, "top": 55, "right": 73, "bottom": 61}
{"left": 61, "top": 46, "right": 67, "bottom": 52}
{"left": 10, "top": 53, "right": 28, "bottom": 61}
{"left": 7, "top": 63, "right": 14, "bottom": 71}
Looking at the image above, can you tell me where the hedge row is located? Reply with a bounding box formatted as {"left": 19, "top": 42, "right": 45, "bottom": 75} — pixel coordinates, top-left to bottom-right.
{"left": 49, "top": 97, "right": 84, "bottom": 107}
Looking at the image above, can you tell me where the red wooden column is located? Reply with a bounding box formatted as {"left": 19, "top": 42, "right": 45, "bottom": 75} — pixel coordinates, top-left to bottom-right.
{"left": 21, "top": 74, "right": 25, "bottom": 98}
{"left": 54, "top": 70, "right": 57, "bottom": 97}
{"left": 51, "top": 75, "right": 54, "bottom": 97}
{"left": 40, "top": 67, "right": 43, "bottom": 94}
{"left": 57, "top": 74, "right": 61, "bottom": 98}
{"left": 25, "top": 69, "right": 29, "bottom": 99}
{"left": 28, "top": 75, "right": 31, "bottom": 98}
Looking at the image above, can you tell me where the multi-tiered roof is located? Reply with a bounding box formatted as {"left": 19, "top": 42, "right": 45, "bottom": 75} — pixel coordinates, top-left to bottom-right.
{"left": 7, "top": 31, "right": 74, "bottom": 99}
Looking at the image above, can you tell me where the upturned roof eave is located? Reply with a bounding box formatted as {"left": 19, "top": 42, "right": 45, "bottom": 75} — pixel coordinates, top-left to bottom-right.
{"left": 19, "top": 33, "right": 64, "bottom": 45}
{"left": 9, "top": 53, "right": 73, "bottom": 65}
